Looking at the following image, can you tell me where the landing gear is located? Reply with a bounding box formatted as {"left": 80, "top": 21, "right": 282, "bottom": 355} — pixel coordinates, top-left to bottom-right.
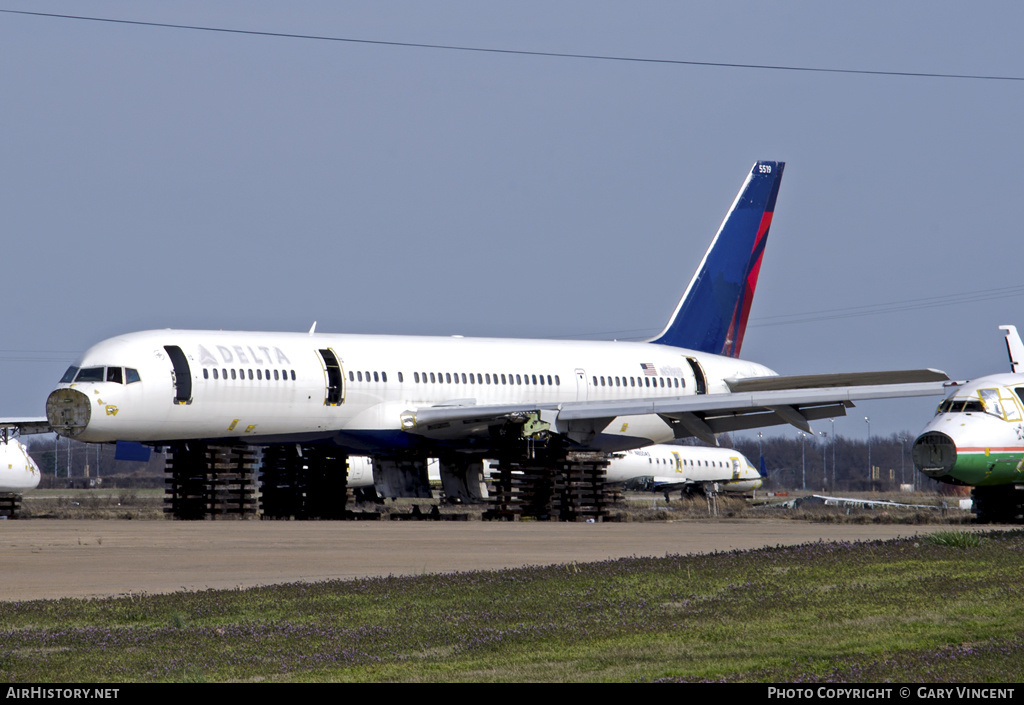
{"left": 164, "top": 443, "right": 259, "bottom": 519}
{"left": 972, "top": 485, "right": 1024, "bottom": 524}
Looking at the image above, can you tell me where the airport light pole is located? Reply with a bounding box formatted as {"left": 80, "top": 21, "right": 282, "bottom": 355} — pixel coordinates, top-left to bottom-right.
{"left": 830, "top": 418, "right": 836, "bottom": 490}
{"left": 865, "top": 416, "right": 871, "bottom": 482}
{"left": 798, "top": 431, "right": 807, "bottom": 491}
{"left": 819, "top": 431, "right": 828, "bottom": 489}
{"left": 899, "top": 433, "right": 907, "bottom": 487}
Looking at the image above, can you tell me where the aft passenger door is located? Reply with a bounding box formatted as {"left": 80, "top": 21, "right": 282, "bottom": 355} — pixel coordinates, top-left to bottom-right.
{"left": 686, "top": 357, "right": 707, "bottom": 395}
{"left": 575, "top": 369, "right": 588, "bottom": 401}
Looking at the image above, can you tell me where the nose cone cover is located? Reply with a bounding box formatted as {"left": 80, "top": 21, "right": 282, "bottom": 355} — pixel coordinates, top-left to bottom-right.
{"left": 912, "top": 431, "right": 957, "bottom": 478}
{"left": 46, "top": 388, "right": 91, "bottom": 438}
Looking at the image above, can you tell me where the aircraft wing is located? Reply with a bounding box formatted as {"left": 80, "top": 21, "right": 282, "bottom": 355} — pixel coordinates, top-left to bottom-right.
{"left": 0, "top": 417, "right": 52, "bottom": 437}
{"left": 619, "top": 475, "right": 696, "bottom": 492}
{"left": 810, "top": 495, "right": 940, "bottom": 510}
{"left": 402, "top": 369, "right": 950, "bottom": 446}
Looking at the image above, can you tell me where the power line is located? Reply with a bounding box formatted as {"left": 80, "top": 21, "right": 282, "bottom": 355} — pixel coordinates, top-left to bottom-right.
{"left": 3, "top": 8, "right": 1023, "bottom": 82}
{"left": 565, "top": 284, "right": 1024, "bottom": 340}
{"left": 749, "top": 284, "right": 1024, "bottom": 327}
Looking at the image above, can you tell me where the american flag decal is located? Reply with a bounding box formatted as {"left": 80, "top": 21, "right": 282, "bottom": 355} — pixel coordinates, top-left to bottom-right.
{"left": 640, "top": 363, "right": 657, "bottom": 376}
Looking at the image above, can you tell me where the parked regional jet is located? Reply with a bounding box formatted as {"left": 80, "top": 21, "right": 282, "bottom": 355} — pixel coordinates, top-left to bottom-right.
{"left": 0, "top": 436, "right": 40, "bottom": 494}
{"left": 0, "top": 426, "right": 41, "bottom": 517}
{"left": 606, "top": 444, "right": 761, "bottom": 495}
{"left": 913, "top": 325, "right": 1024, "bottom": 522}
{"left": 16, "top": 160, "right": 950, "bottom": 513}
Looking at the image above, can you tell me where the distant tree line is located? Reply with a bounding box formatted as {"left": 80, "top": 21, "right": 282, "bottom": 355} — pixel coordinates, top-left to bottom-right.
{"left": 712, "top": 432, "right": 949, "bottom": 493}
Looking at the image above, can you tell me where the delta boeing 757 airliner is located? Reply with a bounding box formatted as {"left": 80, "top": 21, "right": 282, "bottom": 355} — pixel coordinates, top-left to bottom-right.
{"left": 14, "top": 161, "right": 949, "bottom": 518}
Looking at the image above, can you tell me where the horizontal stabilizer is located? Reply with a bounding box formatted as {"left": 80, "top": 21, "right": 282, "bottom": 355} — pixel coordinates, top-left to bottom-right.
{"left": 0, "top": 417, "right": 51, "bottom": 436}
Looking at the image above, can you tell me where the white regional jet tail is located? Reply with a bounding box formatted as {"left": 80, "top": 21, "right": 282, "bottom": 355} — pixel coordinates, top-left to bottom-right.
{"left": 1000, "top": 325, "right": 1023, "bottom": 373}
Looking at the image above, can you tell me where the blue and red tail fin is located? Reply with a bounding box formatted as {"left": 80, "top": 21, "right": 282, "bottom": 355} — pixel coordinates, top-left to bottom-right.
{"left": 649, "top": 160, "right": 784, "bottom": 357}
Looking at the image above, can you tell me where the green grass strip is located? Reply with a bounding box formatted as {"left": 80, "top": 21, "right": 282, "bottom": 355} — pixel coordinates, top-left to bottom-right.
{"left": 3, "top": 531, "right": 1024, "bottom": 682}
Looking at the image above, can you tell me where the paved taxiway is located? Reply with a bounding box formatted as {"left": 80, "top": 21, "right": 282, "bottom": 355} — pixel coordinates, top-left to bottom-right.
{"left": 0, "top": 519, "right": 967, "bottom": 601}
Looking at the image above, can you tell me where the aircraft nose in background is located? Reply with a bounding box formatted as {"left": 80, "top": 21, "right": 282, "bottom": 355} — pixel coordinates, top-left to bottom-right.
{"left": 45, "top": 388, "right": 91, "bottom": 438}
{"left": 912, "top": 431, "right": 957, "bottom": 477}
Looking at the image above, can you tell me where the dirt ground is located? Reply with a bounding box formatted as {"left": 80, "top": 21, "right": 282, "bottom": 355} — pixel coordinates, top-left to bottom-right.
{"left": 0, "top": 519, "right": 968, "bottom": 601}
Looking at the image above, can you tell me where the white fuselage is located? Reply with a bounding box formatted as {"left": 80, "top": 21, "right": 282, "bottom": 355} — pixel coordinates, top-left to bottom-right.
{"left": 0, "top": 439, "right": 41, "bottom": 493}
{"left": 47, "top": 329, "right": 776, "bottom": 455}
{"left": 913, "top": 373, "right": 1024, "bottom": 486}
{"left": 606, "top": 444, "right": 762, "bottom": 492}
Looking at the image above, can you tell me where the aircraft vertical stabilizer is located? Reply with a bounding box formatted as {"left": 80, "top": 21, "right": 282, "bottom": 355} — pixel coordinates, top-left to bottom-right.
{"left": 1000, "top": 325, "right": 1023, "bottom": 373}
{"left": 650, "top": 160, "right": 784, "bottom": 357}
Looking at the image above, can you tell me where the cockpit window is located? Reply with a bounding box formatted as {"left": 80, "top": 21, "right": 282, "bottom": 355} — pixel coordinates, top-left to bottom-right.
{"left": 125, "top": 368, "right": 141, "bottom": 384}
{"left": 937, "top": 398, "right": 986, "bottom": 414}
{"left": 106, "top": 367, "right": 123, "bottom": 384}
{"left": 979, "top": 389, "right": 1002, "bottom": 417}
{"left": 976, "top": 388, "right": 1023, "bottom": 422}
{"left": 60, "top": 366, "right": 79, "bottom": 384}
{"left": 74, "top": 367, "right": 105, "bottom": 382}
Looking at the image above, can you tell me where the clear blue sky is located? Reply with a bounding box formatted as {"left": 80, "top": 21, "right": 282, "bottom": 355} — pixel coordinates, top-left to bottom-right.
{"left": 3, "top": 2, "right": 1023, "bottom": 442}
